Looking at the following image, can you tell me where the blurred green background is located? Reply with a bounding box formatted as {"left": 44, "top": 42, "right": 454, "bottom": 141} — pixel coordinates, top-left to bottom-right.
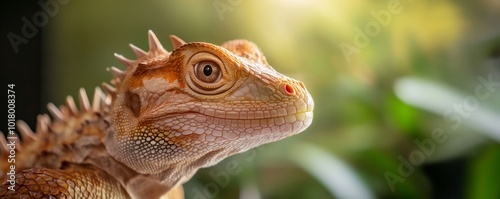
{"left": 38, "top": 0, "right": 500, "bottom": 198}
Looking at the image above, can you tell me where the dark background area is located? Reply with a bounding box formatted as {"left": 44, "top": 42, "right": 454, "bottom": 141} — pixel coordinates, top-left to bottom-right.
{"left": 2, "top": 1, "right": 42, "bottom": 136}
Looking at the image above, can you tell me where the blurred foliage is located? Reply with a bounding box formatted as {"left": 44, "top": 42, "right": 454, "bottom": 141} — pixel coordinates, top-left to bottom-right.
{"left": 42, "top": 0, "right": 500, "bottom": 198}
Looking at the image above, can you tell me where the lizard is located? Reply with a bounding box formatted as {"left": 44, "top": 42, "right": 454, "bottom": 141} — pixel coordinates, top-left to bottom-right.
{"left": 0, "top": 30, "right": 314, "bottom": 199}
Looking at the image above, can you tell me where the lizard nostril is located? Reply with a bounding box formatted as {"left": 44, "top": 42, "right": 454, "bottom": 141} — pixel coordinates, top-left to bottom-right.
{"left": 283, "top": 84, "right": 296, "bottom": 96}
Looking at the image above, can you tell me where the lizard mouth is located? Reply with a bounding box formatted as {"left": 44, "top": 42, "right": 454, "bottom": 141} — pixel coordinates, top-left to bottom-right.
{"left": 188, "top": 96, "right": 313, "bottom": 122}
{"left": 166, "top": 89, "right": 315, "bottom": 129}
{"left": 176, "top": 94, "right": 314, "bottom": 137}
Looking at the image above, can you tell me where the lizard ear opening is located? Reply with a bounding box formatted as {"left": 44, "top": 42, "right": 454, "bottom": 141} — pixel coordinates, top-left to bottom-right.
{"left": 127, "top": 92, "right": 141, "bottom": 118}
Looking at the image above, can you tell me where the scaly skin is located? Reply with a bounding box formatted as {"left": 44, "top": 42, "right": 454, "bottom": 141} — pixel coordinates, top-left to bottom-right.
{"left": 0, "top": 30, "right": 314, "bottom": 198}
{"left": 0, "top": 164, "right": 129, "bottom": 199}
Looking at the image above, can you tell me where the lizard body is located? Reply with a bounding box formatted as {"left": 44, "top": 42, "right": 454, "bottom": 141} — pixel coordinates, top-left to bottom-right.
{"left": 0, "top": 30, "right": 314, "bottom": 198}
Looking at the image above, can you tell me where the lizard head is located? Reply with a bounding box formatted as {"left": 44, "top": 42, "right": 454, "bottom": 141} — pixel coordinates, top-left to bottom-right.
{"left": 103, "top": 30, "right": 314, "bottom": 186}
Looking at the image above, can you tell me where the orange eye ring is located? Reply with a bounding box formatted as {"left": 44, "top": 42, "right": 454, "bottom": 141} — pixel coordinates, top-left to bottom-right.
{"left": 185, "top": 51, "right": 236, "bottom": 96}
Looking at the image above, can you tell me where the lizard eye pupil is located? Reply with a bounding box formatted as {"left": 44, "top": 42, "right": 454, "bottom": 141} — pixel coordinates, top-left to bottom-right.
{"left": 203, "top": 65, "right": 212, "bottom": 76}
{"left": 194, "top": 61, "right": 221, "bottom": 83}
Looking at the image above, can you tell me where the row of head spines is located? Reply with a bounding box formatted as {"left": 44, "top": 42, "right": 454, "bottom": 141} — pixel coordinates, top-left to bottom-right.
{"left": 102, "top": 30, "right": 186, "bottom": 97}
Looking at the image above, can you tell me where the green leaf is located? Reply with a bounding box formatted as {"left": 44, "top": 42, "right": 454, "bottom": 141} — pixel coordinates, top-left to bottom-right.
{"left": 467, "top": 145, "right": 500, "bottom": 199}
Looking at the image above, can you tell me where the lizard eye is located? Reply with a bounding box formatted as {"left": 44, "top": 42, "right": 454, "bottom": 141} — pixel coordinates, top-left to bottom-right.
{"left": 194, "top": 61, "right": 221, "bottom": 83}
{"left": 185, "top": 52, "right": 236, "bottom": 96}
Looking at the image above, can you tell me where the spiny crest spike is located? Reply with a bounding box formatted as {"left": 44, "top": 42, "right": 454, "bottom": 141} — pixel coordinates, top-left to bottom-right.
{"left": 17, "top": 120, "right": 37, "bottom": 142}
{"left": 129, "top": 43, "right": 147, "bottom": 58}
{"left": 47, "top": 103, "right": 64, "bottom": 121}
{"left": 169, "top": 35, "right": 186, "bottom": 50}
{"left": 111, "top": 78, "right": 122, "bottom": 86}
{"left": 114, "top": 53, "right": 135, "bottom": 69}
{"left": 108, "top": 66, "right": 126, "bottom": 79}
{"left": 102, "top": 82, "right": 116, "bottom": 95}
{"left": 14, "top": 136, "right": 23, "bottom": 151}
{"left": 36, "top": 114, "right": 49, "bottom": 134}
{"left": 148, "top": 30, "right": 167, "bottom": 54}
{"left": 0, "top": 132, "right": 8, "bottom": 152}
{"left": 79, "top": 88, "right": 91, "bottom": 111}
{"left": 59, "top": 105, "right": 71, "bottom": 118}
{"left": 66, "top": 96, "right": 78, "bottom": 115}
{"left": 105, "top": 94, "right": 112, "bottom": 105}
{"left": 92, "top": 87, "right": 104, "bottom": 112}
{"left": 41, "top": 114, "right": 52, "bottom": 126}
